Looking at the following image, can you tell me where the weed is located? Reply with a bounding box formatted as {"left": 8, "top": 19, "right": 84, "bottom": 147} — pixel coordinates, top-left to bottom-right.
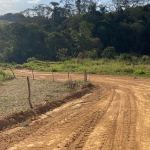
{"left": 22, "top": 121, "right": 29, "bottom": 127}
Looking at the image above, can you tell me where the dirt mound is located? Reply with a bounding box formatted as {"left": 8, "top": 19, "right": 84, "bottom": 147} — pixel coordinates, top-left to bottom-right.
{"left": 0, "top": 83, "right": 93, "bottom": 131}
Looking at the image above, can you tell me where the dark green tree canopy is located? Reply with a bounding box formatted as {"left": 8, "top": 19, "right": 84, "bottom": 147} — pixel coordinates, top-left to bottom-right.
{"left": 0, "top": 1, "right": 149, "bottom": 63}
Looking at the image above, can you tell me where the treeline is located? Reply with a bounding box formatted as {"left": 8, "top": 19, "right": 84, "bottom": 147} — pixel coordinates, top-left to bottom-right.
{"left": 0, "top": 0, "right": 150, "bottom": 63}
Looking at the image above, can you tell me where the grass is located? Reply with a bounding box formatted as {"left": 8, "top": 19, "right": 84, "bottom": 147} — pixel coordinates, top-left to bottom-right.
{"left": 1, "top": 58, "right": 150, "bottom": 77}
{"left": 4, "top": 58, "right": 149, "bottom": 77}
{"left": 0, "top": 78, "right": 86, "bottom": 118}
{"left": 0, "top": 69, "right": 13, "bottom": 81}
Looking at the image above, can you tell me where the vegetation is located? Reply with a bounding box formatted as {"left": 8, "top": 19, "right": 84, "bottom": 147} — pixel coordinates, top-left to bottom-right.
{"left": 0, "top": 1, "right": 149, "bottom": 64}
{"left": 0, "top": 69, "right": 13, "bottom": 81}
{"left": 0, "top": 56, "right": 150, "bottom": 77}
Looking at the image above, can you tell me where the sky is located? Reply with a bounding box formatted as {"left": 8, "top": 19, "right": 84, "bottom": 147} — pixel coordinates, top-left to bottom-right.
{"left": 0, "top": 0, "right": 51, "bottom": 15}
{"left": 0, "top": 0, "right": 109, "bottom": 16}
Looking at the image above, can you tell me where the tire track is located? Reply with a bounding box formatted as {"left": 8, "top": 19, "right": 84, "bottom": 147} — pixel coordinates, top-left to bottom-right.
{"left": 111, "top": 88, "right": 137, "bottom": 150}
{"left": 2, "top": 70, "right": 150, "bottom": 150}
{"left": 60, "top": 89, "right": 116, "bottom": 150}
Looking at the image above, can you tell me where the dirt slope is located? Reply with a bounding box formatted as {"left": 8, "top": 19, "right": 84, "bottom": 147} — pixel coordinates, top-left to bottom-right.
{"left": 1, "top": 70, "right": 150, "bottom": 150}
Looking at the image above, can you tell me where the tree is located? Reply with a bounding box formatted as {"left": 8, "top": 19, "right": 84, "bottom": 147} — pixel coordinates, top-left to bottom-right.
{"left": 102, "top": 46, "right": 117, "bottom": 59}
{"left": 45, "top": 32, "right": 70, "bottom": 60}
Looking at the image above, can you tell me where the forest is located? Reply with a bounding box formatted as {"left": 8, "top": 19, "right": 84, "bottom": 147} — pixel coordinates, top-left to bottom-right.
{"left": 0, "top": 0, "right": 150, "bottom": 63}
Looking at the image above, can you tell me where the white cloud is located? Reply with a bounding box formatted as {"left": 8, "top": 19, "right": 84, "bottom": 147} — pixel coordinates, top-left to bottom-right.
{"left": 0, "top": 0, "right": 20, "bottom": 3}
{"left": 0, "top": 0, "right": 61, "bottom": 15}
{"left": 27, "top": 0, "right": 40, "bottom": 4}
{"left": 0, "top": 0, "right": 38, "bottom": 15}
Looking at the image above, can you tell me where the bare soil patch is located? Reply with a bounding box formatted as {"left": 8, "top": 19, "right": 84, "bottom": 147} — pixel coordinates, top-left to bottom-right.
{"left": 0, "top": 84, "right": 92, "bottom": 132}
{"left": 1, "top": 69, "right": 150, "bottom": 150}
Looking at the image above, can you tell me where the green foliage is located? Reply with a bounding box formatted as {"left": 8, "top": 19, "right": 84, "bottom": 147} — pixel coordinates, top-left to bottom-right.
{"left": 141, "top": 55, "right": 150, "bottom": 64}
{"left": 56, "top": 48, "right": 68, "bottom": 61}
{"left": 122, "top": 67, "right": 134, "bottom": 73}
{"left": 79, "top": 21, "right": 93, "bottom": 38}
{"left": 27, "top": 57, "right": 37, "bottom": 62}
{"left": 0, "top": 69, "right": 13, "bottom": 81}
{"left": 102, "top": 47, "right": 117, "bottom": 59}
{"left": 0, "top": 3, "right": 150, "bottom": 64}
{"left": 119, "top": 53, "right": 132, "bottom": 61}
{"left": 86, "top": 49, "right": 98, "bottom": 59}
{"left": 9, "top": 58, "right": 148, "bottom": 77}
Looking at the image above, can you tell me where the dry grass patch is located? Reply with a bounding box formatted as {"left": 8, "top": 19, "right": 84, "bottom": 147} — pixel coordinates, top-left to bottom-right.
{"left": 0, "top": 78, "right": 71, "bottom": 118}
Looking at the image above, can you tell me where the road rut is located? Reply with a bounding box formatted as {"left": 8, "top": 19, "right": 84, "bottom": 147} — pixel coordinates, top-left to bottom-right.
{"left": 1, "top": 70, "right": 150, "bottom": 150}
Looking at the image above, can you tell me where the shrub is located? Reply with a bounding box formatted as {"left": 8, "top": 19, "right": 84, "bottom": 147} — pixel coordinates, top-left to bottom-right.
{"left": 86, "top": 49, "right": 98, "bottom": 59}
{"left": 119, "top": 53, "right": 132, "bottom": 61}
{"left": 0, "top": 69, "right": 13, "bottom": 81}
{"left": 14, "top": 64, "right": 24, "bottom": 69}
{"left": 134, "top": 70, "right": 145, "bottom": 75}
{"left": 141, "top": 55, "right": 150, "bottom": 64}
{"left": 101, "top": 47, "right": 117, "bottom": 59}
{"left": 27, "top": 57, "right": 37, "bottom": 63}
{"left": 132, "top": 56, "right": 139, "bottom": 65}
{"left": 56, "top": 48, "right": 68, "bottom": 61}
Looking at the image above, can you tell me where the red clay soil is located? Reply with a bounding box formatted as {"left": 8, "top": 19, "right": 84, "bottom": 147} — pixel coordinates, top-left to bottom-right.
{"left": 1, "top": 69, "right": 150, "bottom": 150}
{"left": 0, "top": 83, "right": 93, "bottom": 131}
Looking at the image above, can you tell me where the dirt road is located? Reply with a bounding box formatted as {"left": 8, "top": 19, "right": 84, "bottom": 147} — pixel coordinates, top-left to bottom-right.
{"left": 1, "top": 70, "right": 150, "bottom": 150}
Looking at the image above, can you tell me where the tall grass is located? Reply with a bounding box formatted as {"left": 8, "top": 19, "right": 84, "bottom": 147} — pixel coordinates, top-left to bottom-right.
{"left": 9, "top": 58, "right": 150, "bottom": 77}
{"left": 0, "top": 69, "right": 13, "bottom": 81}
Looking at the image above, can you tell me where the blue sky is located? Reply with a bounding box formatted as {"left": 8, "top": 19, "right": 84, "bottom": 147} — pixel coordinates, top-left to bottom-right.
{"left": 0, "top": 0, "right": 109, "bottom": 16}
{"left": 0, "top": 0, "right": 50, "bottom": 15}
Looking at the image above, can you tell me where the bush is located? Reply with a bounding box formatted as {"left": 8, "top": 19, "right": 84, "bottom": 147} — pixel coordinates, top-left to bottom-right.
{"left": 132, "top": 56, "right": 139, "bottom": 65}
{"left": 101, "top": 47, "right": 117, "bottom": 59}
{"left": 141, "top": 55, "right": 150, "bottom": 64}
{"left": 27, "top": 57, "right": 37, "bottom": 63}
{"left": 14, "top": 64, "right": 24, "bottom": 69}
{"left": 119, "top": 53, "right": 132, "bottom": 61}
{"left": 86, "top": 49, "right": 98, "bottom": 59}
{"left": 134, "top": 70, "right": 145, "bottom": 75}
{"left": 0, "top": 69, "right": 13, "bottom": 81}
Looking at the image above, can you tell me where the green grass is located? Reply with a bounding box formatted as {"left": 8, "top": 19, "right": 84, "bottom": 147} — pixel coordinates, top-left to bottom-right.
{"left": 1, "top": 58, "right": 150, "bottom": 77}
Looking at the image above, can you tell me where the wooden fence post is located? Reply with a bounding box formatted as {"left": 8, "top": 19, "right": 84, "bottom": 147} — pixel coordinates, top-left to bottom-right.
{"left": 68, "top": 72, "right": 70, "bottom": 81}
{"left": 52, "top": 67, "right": 54, "bottom": 81}
{"left": 27, "top": 77, "right": 33, "bottom": 109}
{"left": 32, "top": 69, "right": 34, "bottom": 80}
{"left": 84, "top": 70, "right": 87, "bottom": 82}
{"left": 88, "top": 75, "right": 90, "bottom": 82}
{"left": 10, "top": 68, "right": 16, "bottom": 78}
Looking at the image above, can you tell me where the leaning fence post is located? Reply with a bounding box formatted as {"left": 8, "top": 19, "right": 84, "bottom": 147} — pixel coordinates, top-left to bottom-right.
{"left": 27, "top": 77, "right": 33, "bottom": 109}
{"left": 68, "top": 72, "right": 70, "bottom": 81}
{"left": 88, "top": 75, "right": 90, "bottom": 82}
{"left": 84, "top": 70, "right": 87, "bottom": 82}
{"left": 32, "top": 69, "right": 34, "bottom": 80}
{"left": 52, "top": 67, "right": 54, "bottom": 81}
{"left": 10, "top": 68, "right": 16, "bottom": 78}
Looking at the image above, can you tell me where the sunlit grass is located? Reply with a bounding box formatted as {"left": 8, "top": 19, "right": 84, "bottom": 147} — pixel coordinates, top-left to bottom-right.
{"left": 1, "top": 58, "right": 150, "bottom": 77}
{"left": 0, "top": 69, "right": 13, "bottom": 81}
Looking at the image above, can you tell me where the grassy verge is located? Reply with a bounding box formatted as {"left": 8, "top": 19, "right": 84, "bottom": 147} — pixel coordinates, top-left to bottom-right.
{"left": 1, "top": 58, "right": 150, "bottom": 77}
{"left": 0, "top": 69, "right": 13, "bottom": 81}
